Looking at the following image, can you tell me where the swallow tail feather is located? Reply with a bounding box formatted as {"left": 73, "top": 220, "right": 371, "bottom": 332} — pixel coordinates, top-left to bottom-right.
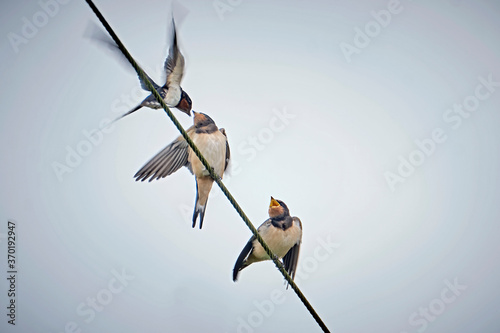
{"left": 192, "top": 177, "right": 214, "bottom": 229}
{"left": 113, "top": 104, "right": 143, "bottom": 123}
{"left": 232, "top": 240, "right": 253, "bottom": 281}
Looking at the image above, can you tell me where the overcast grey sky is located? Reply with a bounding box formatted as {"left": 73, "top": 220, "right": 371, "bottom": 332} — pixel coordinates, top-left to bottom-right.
{"left": 1, "top": 0, "right": 500, "bottom": 332}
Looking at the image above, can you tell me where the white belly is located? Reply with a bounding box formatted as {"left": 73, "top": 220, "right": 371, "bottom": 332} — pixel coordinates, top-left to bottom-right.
{"left": 189, "top": 132, "right": 227, "bottom": 178}
{"left": 165, "top": 86, "right": 181, "bottom": 106}
{"left": 252, "top": 222, "right": 302, "bottom": 260}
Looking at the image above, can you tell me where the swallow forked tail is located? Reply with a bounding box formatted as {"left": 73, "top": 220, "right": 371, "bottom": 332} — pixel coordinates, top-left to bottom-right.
{"left": 192, "top": 201, "right": 206, "bottom": 229}
{"left": 109, "top": 104, "right": 143, "bottom": 125}
{"left": 192, "top": 177, "right": 213, "bottom": 229}
{"left": 233, "top": 240, "right": 253, "bottom": 281}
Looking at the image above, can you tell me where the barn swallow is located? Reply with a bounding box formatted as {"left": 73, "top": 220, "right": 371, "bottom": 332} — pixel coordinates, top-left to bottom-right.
{"left": 89, "top": 18, "right": 192, "bottom": 119}
{"left": 233, "top": 197, "right": 302, "bottom": 287}
{"left": 134, "top": 111, "right": 230, "bottom": 229}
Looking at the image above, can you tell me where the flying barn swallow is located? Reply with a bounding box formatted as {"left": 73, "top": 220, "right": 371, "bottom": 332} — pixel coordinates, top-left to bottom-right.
{"left": 134, "top": 111, "right": 230, "bottom": 229}
{"left": 90, "top": 18, "right": 192, "bottom": 119}
{"left": 233, "top": 197, "right": 302, "bottom": 287}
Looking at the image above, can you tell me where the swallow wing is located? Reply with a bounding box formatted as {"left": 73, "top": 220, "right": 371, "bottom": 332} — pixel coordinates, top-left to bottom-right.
{"left": 134, "top": 127, "right": 194, "bottom": 182}
{"left": 283, "top": 243, "right": 300, "bottom": 282}
{"left": 163, "top": 19, "right": 185, "bottom": 88}
{"left": 282, "top": 217, "right": 302, "bottom": 288}
{"left": 219, "top": 128, "right": 231, "bottom": 171}
{"left": 138, "top": 72, "right": 161, "bottom": 92}
{"left": 86, "top": 22, "right": 160, "bottom": 91}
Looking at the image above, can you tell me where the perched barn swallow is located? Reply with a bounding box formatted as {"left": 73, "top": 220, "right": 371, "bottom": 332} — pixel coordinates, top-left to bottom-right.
{"left": 233, "top": 197, "right": 302, "bottom": 287}
{"left": 134, "top": 111, "right": 230, "bottom": 229}
{"left": 90, "top": 19, "right": 192, "bottom": 118}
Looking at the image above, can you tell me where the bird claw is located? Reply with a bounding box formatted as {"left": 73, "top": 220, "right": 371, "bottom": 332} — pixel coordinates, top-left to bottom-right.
{"left": 210, "top": 171, "right": 222, "bottom": 181}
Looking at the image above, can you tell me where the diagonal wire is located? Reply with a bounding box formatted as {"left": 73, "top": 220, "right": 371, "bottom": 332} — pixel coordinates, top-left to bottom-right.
{"left": 83, "top": 1, "right": 330, "bottom": 332}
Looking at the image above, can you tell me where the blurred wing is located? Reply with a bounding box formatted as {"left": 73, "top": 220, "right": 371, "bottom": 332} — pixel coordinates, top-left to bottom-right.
{"left": 164, "top": 18, "right": 185, "bottom": 87}
{"left": 219, "top": 128, "right": 230, "bottom": 171}
{"left": 86, "top": 21, "right": 160, "bottom": 91}
{"left": 139, "top": 72, "right": 161, "bottom": 92}
{"left": 134, "top": 127, "right": 194, "bottom": 182}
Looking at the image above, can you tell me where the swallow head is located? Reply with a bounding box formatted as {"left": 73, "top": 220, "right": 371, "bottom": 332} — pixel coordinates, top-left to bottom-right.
{"left": 176, "top": 89, "right": 192, "bottom": 116}
{"left": 268, "top": 196, "right": 290, "bottom": 219}
{"left": 193, "top": 111, "right": 217, "bottom": 132}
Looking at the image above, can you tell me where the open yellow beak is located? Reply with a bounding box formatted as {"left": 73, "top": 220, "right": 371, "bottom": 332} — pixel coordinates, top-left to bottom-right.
{"left": 269, "top": 196, "right": 280, "bottom": 208}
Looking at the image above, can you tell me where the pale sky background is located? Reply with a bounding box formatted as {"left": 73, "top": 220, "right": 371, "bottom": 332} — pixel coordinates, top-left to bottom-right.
{"left": 1, "top": 0, "right": 500, "bottom": 332}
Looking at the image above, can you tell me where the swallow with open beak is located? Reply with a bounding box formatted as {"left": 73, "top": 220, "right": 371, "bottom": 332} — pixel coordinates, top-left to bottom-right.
{"left": 90, "top": 18, "right": 192, "bottom": 118}
{"left": 233, "top": 197, "right": 302, "bottom": 287}
{"left": 134, "top": 111, "right": 230, "bottom": 229}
